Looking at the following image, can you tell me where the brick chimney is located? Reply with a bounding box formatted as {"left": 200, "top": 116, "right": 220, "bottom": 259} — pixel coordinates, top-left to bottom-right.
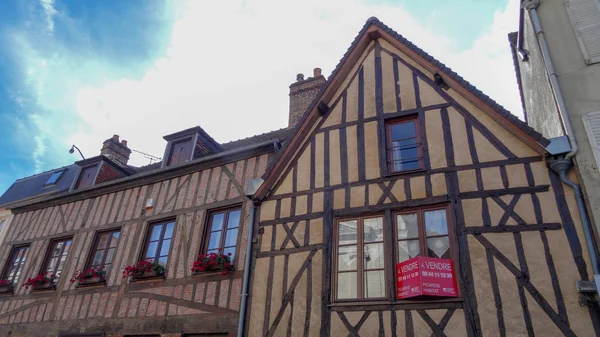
{"left": 100, "top": 134, "right": 131, "bottom": 167}
{"left": 289, "top": 67, "right": 326, "bottom": 127}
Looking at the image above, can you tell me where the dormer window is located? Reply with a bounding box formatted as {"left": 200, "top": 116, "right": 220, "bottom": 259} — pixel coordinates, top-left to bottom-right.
{"left": 45, "top": 169, "right": 65, "bottom": 186}
{"left": 162, "top": 126, "right": 223, "bottom": 168}
{"left": 75, "top": 165, "right": 99, "bottom": 189}
{"left": 167, "top": 137, "right": 193, "bottom": 166}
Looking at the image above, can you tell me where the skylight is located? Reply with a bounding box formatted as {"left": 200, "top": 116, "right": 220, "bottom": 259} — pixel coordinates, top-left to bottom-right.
{"left": 45, "top": 170, "right": 65, "bottom": 186}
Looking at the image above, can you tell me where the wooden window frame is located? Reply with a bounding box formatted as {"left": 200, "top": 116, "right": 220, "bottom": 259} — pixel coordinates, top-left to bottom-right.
{"left": 1, "top": 245, "right": 30, "bottom": 284}
{"left": 40, "top": 236, "right": 73, "bottom": 278}
{"left": 84, "top": 228, "right": 121, "bottom": 272}
{"left": 385, "top": 115, "right": 424, "bottom": 174}
{"left": 393, "top": 204, "right": 457, "bottom": 265}
{"left": 332, "top": 214, "right": 387, "bottom": 302}
{"left": 201, "top": 205, "right": 243, "bottom": 268}
{"left": 140, "top": 218, "right": 176, "bottom": 266}
{"left": 331, "top": 205, "right": 458, "bottom": 304}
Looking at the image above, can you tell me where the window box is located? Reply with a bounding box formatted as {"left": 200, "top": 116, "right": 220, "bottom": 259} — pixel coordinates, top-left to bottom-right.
{"left": 32, "top": 282, "right": 56, "bottom": 292}
{"left": 123, "top": 260, "right": 166, "bottom": 282}
{"left": 0, "top": 285, "right": 14, "bottom": 295}
{"left": 76, "top": 277, "right": 107, "bottom": 288}
{"left": 24, "top": 274, "right": 57, "bottom": 292}
{"left": 191, "top": 251, "right": 235, "bottom": 276}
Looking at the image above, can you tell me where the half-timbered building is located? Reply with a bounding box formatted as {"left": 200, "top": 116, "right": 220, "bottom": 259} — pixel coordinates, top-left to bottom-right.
{"left": 0, "top": 128, "right": 291, "bottom": 336}
{"left": 247, "top": 18, "right": 600, "bottom": 337}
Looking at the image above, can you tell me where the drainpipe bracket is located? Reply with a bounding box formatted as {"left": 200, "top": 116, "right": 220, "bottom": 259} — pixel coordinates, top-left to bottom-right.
{"left": 522, "top": 0, "right": 540, "bottom": 10}
{"left": 576, "top": 280, "right": 597, "bottom": 293}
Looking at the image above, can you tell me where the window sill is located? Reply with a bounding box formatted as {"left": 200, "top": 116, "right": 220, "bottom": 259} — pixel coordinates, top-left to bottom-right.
{"left": 385, "top": 167, "right": 427, "bottom": 177}
{"left": 329, "top": 297, "right": 463, "bottom": 310}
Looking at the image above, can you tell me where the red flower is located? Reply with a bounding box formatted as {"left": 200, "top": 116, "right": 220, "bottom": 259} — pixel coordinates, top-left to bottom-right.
{"left": 191, "top": 251, "right": 234, "bottom": 275}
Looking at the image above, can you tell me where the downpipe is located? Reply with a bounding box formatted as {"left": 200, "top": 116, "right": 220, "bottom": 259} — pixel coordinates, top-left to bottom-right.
{"left": 237, "top": 205, "right": 256, "bottom": 337}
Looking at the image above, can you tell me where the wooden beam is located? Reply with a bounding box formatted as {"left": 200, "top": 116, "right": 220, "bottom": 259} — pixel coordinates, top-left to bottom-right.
{"left": 466, "top": 223, "right": 561, "bottom": 234}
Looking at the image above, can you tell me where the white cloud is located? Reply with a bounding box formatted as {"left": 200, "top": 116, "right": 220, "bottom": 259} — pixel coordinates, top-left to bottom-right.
{"left": 18, "top": 0, "right": 523, "bottom": 168}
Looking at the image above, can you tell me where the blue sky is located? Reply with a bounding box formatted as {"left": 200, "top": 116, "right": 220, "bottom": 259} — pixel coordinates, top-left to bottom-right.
{"left": 0, "top": 0, "right": 520, "bottom": 195}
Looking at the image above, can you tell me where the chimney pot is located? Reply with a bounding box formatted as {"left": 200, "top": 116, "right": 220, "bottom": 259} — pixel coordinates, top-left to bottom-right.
{"left": 112, "top": 134, "right": 119, "bottom": 141}
{"left": 296, "top": 73, "right": 304, "bottom": 82}
{"left": 313, "top": 68, "right": 322, "bottom": 77}
{"left": 121, "top": 140, "right": 128, "bottom": 147}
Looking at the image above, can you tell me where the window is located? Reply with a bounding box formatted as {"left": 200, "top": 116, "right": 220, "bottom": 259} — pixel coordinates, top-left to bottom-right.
{"left": 334, "top": 215, "right": 386, "bottom": 301}
{"left": 1, "top": 245, "right": 29, "bottom": 284}
{"left": 204, "top": 207, "right": 241, "bottom": 261}
{"left": 167, "top": 138, "right": 193, "bottom": 166}
{"left": 396, "top": 208, "right": 451, "bottom": 262}
{"left": 332, "top": 207, "right": 453, "bottom": 302}
{"left": 87, "top": 229, "right": 120, "bottom": 271}
{"left": 45, "top": 169, "right": 65, "bottom": 186}
{"left": 75, "top": 165, "right": 98, "bottom": 189}
{"left": 143, "top": 219, "right": 175, "bottom": 266}
{"left": 42, "top": 238, "right": 72, "bottom": 278}
{"left": 386, "top": 117, "right": 422, "bottom": 173}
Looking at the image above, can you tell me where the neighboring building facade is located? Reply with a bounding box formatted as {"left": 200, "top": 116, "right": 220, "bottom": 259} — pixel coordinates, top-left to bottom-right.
{"left": 0, "top": 127, "right": 291, "bottom": 336}
{"left": 247, "top": 18, "right": 600, "bottom": 336}
{"left": 510, "top": 0, "right": 600, "bottom": 234}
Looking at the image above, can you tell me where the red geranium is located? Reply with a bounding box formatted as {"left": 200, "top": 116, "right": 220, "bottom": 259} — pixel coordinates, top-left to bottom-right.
{"left": 191, "top": 249, "right": 234, "bottom": 276}
{"left": 70, "top": 266, "right": 107, "bottom": 284}
{"left": 22, "top": 274, "right": 57, "bottom": 289}
{"left": 0, "top": 279, "right": 14, "bottom": 287}
{"left": 122, "top": 260, "right": 165, "bottom": 279}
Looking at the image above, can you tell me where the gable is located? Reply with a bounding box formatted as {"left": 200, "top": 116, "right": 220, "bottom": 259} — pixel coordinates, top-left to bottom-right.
{"left": 257, "top": 18, "right": 549, "bottom": 201}
{"left": 265, "top": 37, "right": 542, "bottom": 199}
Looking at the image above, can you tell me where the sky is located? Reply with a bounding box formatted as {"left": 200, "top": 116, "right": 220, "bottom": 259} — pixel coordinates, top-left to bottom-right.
{"left": 0, "top": 0, "right": 521, "bottom": 194}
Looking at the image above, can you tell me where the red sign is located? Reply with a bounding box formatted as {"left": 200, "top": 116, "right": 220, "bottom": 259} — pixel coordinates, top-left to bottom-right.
{"left": 397, "top": 256, "right": 458, "bottom": 299}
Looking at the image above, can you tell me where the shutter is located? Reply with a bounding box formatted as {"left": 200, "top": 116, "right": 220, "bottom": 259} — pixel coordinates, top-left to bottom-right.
{"left": 582, "top": 111, "right": 600, "bottom": 169}
{"left": 565, "top": 0, "right": 600, "bottom": 64}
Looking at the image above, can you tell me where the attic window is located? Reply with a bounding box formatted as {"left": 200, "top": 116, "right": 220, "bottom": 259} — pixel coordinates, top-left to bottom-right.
{"left": 167, "top": 137, "right": 193, "bottom": 166}
{"left": 75, "top": 165, "right": 98, "bottom": 190}
{"left": 45, "top": 170, "right": 65, "bottom": 186}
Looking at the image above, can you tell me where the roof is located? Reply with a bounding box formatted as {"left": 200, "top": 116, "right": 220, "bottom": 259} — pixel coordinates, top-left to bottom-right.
{"left": 0, "top": 124, "right": 294, "bottom": 209}
{"left": 0, "top": 165, "right": 79, "bottom": 207}
{"left": 255, "top": 17, "right": 552, "bottom": 201}
{"left": 508, "top": 32, "right": 529, "bottom": 124}
{"left": 220, "top": 127, "right": 294, "bottom": 151}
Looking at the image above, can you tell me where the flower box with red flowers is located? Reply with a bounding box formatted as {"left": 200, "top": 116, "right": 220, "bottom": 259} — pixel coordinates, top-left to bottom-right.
{"left": 70, "top": 266, "right": 107, "bottom": 287}
{"left": 23, "top": 274, "right": 57, "bottom": 291}
{"left": 122, "top": 260, "right": 166, "bottom": 282}
{"left": 0, "top": 280, "right": 14, "bottom": 295}
{"left": 191, "top": 251, "right": 234, "bottom": 276}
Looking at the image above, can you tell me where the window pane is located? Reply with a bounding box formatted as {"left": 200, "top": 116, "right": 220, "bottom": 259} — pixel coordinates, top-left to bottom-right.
{"left": 158, "top": 256, "right": 168, "bottom": 266}
{"left": 47, "top": 257, "right": 58, "bottom": 273}
{"left": 53, "top": 242, "right": 63, "bottom": 257}
{"left": 398, "top": 239, "right": 420, "bottom": 263}
{"left": 164, "top": 222, "right": 175, "bottom": 239}
{"left": 364, "top": 270, "right": 386, "bottom": 298}
{"left": 392, "top": 160, "right": 419, "bottom": 172}
{"left": 110, "top": 232, "right": 120, "bottom": 247}
{"left": 395, "top": 147, "right": 418, "bottom": 161}
{"left": 425, "top": 210, "right": 448, "bottom": 236}
{"left": 397, "top": 213, "right": 419, "bottom": 239}
{"left": 160, "top": 239, "right": 172, "bottom": 257}
{"left": 223, "top": 247, "right": 236, "bottom": 260}
{"left": 363, "top": 217, "right": 383, "bottom": 243}
{"left": 391, "top": 121, "right": 416, "bottom": 140}
{"left": 427, "top": 236, "right": 450, "bottom": 259}
{"left": 92, "top": 250, "right": 104, "bottom": 267}
{"left": 211, "top": 213, "right": 225, "bottom": 231}
{"left": 150, "top": 225, "right": 163, "bottom": 241}
{"left": 338, "top": 220, "right": 357, "bottom": 245}
{"left": 227, "top": 210, "right": 241, "bottom": 229}
{"left": 208, "top": 232, "right": 222, "bottom": 250}
{"left": 364, "top": 243, "right": 385, "bottom": 269}
{"left": 225, "top": 229, "right": 238, "bottom": 247}
{"left": 337, "top": 245, "right": 357, "bottom": 271}
{"left": 105, "top": 248, "right": 116, "bottom": 265}
{"left": 146, "top": 242, "right": 158, "bottom": 259}
{"left": 337, "top": 272, "right": 357, "bottom": 299}
{"left": 63, "top": 240, "right": 72, "bottom": 255}
{"left": 98, "top": 234, "right": 110, "bottom": 250}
